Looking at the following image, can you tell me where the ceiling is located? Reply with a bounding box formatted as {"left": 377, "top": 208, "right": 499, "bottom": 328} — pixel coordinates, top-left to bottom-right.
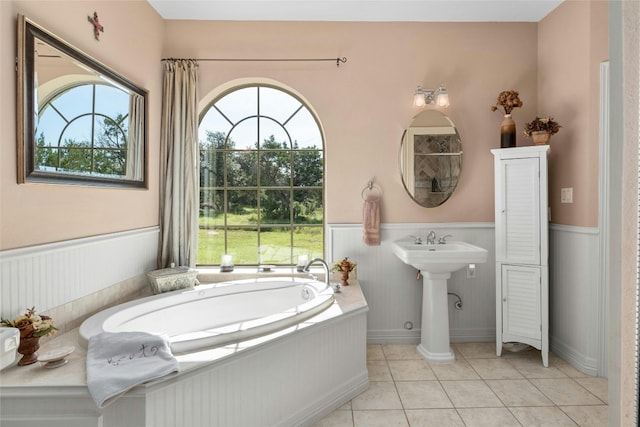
{"left": 147, "top": 0, "right": 564, "bottom": 22}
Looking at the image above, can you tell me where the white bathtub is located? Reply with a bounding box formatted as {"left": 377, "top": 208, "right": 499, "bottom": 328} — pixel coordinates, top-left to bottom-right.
{"left": 79, "top": 277, "right": 335, "bottom": 354}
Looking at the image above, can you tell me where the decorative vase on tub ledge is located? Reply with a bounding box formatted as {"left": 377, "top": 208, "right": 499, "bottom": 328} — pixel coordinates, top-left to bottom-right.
{"left": 17, "top": 336, "right": 40, "bottom": 366}
{"left": 1, "top": 307, "right": 58, "bottom": 366}
{"left": 333, "top": 257, "right": 356, "bottom": 286}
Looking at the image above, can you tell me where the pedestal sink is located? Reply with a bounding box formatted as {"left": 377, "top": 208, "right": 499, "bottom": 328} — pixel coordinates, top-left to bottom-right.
{"left": 391, "top": 238, "right": 488, "bottom": 363}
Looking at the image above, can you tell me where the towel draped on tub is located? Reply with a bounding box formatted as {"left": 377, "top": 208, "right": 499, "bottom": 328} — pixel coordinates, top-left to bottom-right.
{"left": 86, "top": 331, "right": 179, "bottom": 408}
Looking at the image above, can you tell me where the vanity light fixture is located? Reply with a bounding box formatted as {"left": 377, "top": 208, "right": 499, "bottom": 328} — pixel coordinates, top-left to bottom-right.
{"left": 413, "top": 84, "right": 450, "bottom": 108}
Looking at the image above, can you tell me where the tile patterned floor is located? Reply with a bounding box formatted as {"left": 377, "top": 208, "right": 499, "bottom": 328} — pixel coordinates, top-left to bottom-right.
{"left": 314, "top": 343, "right": 608, "bottom": 427}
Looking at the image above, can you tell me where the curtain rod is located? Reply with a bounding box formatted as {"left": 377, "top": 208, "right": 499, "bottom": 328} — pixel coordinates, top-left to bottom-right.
{"left": 162, "top": 57, "right": 347, "bottom": 67}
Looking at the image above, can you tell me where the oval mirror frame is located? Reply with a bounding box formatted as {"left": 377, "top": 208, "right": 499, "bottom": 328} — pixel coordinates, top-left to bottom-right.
{"left": 399, "top": 110, "right": 462, "bottom": 207}
{"left": 16, "top": 14, "right": 148, "bottom": 188}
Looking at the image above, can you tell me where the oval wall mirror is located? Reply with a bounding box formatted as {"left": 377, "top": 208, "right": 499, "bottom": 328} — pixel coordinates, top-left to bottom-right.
{"left": 16, "top": 15, "right": 148, "bottom": 188}
{"left": 399, "top": 110, "right": 462, "bottom": 207}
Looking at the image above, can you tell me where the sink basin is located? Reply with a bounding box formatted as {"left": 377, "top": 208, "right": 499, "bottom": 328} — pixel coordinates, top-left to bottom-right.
{"left": 391, "top": 239, "right": 488, "bottom": 274}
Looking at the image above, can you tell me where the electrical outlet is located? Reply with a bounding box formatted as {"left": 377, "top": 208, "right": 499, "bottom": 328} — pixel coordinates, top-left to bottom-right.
{"left": 466, "top": 263, "right": 476, "bottom": 279}
{"left": 561, "top": 187, "right": 573, "bottom": 203}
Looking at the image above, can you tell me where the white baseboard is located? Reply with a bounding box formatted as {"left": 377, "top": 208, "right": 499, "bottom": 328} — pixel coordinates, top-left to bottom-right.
{"left": 550, "top": 335, "right": 599, "bottom": 376}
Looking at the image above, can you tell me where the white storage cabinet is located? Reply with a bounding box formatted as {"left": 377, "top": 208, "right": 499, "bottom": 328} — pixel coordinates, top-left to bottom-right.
{"left": 491, "top": 145, "right": 549, "bottom": 367}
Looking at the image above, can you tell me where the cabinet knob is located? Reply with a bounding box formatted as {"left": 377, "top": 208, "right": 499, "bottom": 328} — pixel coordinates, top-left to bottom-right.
{"left": 503, "top": 298, "right": 507, "bottom": 302}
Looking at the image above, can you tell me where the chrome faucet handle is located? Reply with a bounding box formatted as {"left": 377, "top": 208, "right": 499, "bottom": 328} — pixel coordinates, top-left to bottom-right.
{"left": 438, "top": 234, "right": 453, "bottom": 244}
{"left": 410, "top": 235, "right": 423, "bottom": 244}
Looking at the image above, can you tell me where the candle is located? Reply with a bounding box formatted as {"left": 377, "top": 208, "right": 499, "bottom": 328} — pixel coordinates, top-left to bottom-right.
{"left": 221, "top": 255, "right": 234, "bottom": 272}
{"left": 296, "top": 255, "right": 308, "bottom": 272}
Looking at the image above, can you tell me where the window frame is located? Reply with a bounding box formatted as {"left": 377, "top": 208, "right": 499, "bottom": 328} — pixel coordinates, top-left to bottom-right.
{"left": 197, "top": 83, "right": 325, "bottom": 267}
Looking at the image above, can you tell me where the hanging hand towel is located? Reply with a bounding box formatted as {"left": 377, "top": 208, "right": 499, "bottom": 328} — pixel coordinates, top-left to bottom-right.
{"left": 362, "top": 196, "right": 381, "bottom": 246}
{"left": 86, "top": 331, "right": 179, "bottom": 408}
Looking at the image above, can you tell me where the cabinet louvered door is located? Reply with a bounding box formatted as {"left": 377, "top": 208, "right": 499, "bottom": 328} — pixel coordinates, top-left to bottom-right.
{"left": 502, "top": 264, "right": 541, "bottom": 343}
{"left": 497, "top": 157, "right": 541, "bottom": 265}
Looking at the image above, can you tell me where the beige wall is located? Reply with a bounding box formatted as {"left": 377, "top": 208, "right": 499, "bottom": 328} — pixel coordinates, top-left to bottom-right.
{"left": 538, "top": 0, "right": 608, "bottom": 227}
{"left": 0, "top": 1, "right": 164, "bottom": 250}
{"left": 0, "top": 3, "right": 607, "bottom": 241}
{"left": 163, "top": 20, "right": 539, "bottom": 225}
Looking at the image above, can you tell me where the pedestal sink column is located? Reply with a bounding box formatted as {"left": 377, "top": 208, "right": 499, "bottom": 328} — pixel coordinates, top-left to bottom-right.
{"left": 417, "top": 271, "right": 455, "bottom": 363}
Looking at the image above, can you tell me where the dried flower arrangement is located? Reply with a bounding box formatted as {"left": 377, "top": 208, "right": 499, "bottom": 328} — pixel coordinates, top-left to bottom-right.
{"left": 332, "top": 257, "right": 356, "bottom": 272}
{"left": 523, "top": 116, "right": 561, "bottom": 137}
{"left": 490, "top": 90, "right": 524, "bottom": 115}
{"left": 1, "top": 307, "right": 58, "bottom": 338}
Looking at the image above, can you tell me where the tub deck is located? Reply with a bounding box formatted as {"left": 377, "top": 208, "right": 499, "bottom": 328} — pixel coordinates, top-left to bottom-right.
{"left": 0, "top": 280, "right": 369, "bottom": 427}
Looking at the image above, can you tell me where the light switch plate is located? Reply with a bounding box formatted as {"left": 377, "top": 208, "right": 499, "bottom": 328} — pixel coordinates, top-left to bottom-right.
{"left": 561, "top": 187, "right": 573, "bottom": 203}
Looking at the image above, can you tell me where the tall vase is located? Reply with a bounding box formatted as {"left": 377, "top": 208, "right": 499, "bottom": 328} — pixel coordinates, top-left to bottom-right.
{"left": 500, "top": 114, "right": 516, "bottom": 148}
{"left": 17, "top": 336, "right": 40, "bottom": 365}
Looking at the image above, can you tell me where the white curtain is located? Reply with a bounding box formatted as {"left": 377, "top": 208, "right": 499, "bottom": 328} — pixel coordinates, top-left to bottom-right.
{"left": 158, "top": 59, "right": 199, "bottom": 268}
{"left": 126, "top": 93, "right": 145, "bottom": 181}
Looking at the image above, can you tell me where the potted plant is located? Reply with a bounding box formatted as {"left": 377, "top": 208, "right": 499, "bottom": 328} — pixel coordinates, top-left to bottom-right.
{"left": 490, "top": 90, "right": 523, "bottom": 148}
{"left": 523, "top": 116, "right": 561, "bottom": 145}
{"left": 1, "top": 307, "right": 57, "bottom": 365}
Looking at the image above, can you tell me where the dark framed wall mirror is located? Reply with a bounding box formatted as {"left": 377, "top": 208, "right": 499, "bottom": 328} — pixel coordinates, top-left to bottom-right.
{"left": 16, "top": 14, "right": 148, "bottom": 188}
{"left": 399, "top": 110, "right": 462, "bottom": 207}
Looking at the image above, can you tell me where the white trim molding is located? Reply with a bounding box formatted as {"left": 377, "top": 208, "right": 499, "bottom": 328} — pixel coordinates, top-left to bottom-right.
{"left": 598, "top": 61, "right": 611, "bottom": 378}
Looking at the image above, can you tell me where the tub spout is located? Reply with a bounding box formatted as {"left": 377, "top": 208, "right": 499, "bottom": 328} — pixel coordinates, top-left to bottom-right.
{"left": 304, "top": 258, "right": 339, "bottom": 292}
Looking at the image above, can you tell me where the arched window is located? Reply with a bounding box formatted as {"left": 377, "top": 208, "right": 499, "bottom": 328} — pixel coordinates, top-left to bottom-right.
{"left": 36, "top": 83, "right": 130, "bottom": 176}
{"left": 198, "top": 84, "right": 324, "bottom": 266}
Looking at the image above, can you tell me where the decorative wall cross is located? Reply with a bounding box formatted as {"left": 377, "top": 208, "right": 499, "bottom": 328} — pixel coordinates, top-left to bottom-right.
{"left": 87, "top": 12, "right": 104, "bottom": 41}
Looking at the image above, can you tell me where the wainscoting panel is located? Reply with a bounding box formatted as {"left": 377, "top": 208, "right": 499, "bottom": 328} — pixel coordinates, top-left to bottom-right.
{"left": 549, "top": 224, "right": 603, "bottom": 376}
{"left": 327, "top": 223, "right": 605, "bottom": 376}
{"left": 0, "top": 227, "right": 159, "bottom": 319}
{"left": 145, "top": 311, "right": 368, "bottom": 427}
{"left": 327, "top": 223, "right": 496, "bottom": 344}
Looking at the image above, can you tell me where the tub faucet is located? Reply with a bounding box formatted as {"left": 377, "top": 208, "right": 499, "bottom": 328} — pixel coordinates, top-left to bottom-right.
{"left": 304, "top": 258, "right": 338, "bottom": 292}
{"left": 426, "top": 230, "right": 437, "bottom": 245}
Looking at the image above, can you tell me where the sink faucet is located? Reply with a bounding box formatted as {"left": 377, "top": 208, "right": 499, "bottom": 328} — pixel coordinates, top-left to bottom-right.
{"left": 426, "top": 230, "right": 437, "bottom": 245}
{"left": 304, "top": 258, "right": 338, "bottom": 292}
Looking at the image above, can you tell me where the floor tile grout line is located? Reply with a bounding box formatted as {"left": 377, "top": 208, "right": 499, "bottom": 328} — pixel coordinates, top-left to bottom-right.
{"left": 352, "top": 344, "right": 607, "bottom": 427}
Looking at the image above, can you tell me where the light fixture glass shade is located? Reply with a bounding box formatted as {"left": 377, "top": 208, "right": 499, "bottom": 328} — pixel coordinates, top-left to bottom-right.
{"left": 436, "top": 92, "right": 450, "bottom": 108}
{"left": 413, "top": 89, "right": 425, "bottom": 107}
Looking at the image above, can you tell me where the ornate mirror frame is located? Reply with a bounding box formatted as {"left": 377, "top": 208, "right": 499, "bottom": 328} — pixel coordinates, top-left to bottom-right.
{"left": 16, "top": 14, "right": 148, "bottom": 188}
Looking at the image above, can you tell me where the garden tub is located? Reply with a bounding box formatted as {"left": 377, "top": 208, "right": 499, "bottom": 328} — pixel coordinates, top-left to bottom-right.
{"left": 79, "top": 277, "right": 335, "bottom": 354}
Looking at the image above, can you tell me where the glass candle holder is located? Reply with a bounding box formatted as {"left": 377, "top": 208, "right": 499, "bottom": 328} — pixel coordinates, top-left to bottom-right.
{"left": 221, "top": 254, "right": 234, "bottom": 272}
{"left": 296, "top": 254, "right": 308, "bottom": 272}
